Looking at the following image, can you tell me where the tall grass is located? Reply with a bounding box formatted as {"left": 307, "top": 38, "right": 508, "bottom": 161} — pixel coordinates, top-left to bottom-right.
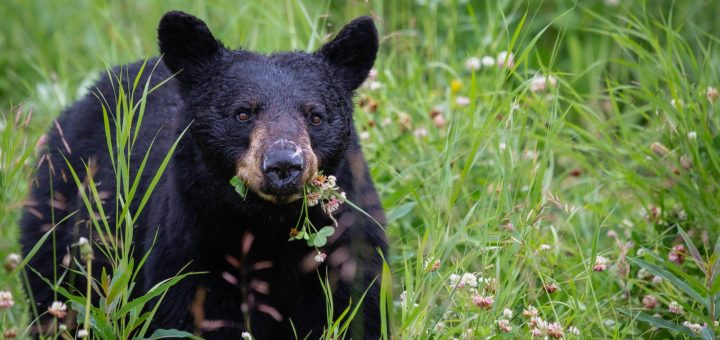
{"left": 1, "top": 0, "right": 719, "bottom": 338}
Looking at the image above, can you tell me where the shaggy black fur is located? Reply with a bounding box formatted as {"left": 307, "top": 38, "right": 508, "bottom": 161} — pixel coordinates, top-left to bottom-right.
{"left": 20, "top": 11, "right": 387, "bottom": 339}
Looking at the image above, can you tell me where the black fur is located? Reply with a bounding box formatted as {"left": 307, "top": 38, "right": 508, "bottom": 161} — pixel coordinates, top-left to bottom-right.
{"left": 21, "top": 11, "right": 387, "bottom": 339}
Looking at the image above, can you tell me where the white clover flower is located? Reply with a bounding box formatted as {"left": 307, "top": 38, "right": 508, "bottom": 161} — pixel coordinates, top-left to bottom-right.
{"left": 242, "top": 332, "right": 253, "bottom": 340}
{"left": 682, "top": 321, "right": 704, "bottom": 334}
{"left": 529, "top": 75, "right": 557, "bottom": 92}
{"left": 522, "top": 306, "right": 538, "bottom": 318}
{"left": 368, "top": 81, "right": 382, "bottom": 91}
{"left": 48, "top": 301, "right": 67, "bottom": 318}
{"left": 496, "top": 51, "right": 514, "bottom": 68}
{"left": 464, "top": 57, "right": 481, "bottom": 71}
{"left": 497, "top": 319, "right": 512, "bottom": 332}
{"left": 668, "top": 301, "right": 683, "bottom": 314}
{"left": 546, "top": 322, "right": 564, "bottom": 339}
{"left": 539, "top": 244, "right": 552, "bottom": 251}
{"left": 456, "top": 96, "right": 470, "bottom": 106}
{"left": 567, "top": 325, "right": 580, "bottom": 335}
{"left": 77, "top": 329, "right": 89, "bottom": 338}
{"left": 687, "top": 131, "right": 697, "bottom": 141}
{"left": 314, "top": 252, "right": 326, "bottom": 263}
{"left": 0, "top": 291, "right": 13, "bottom": 309}
{"left": 481, "top": 56, "right": 496, "bottom": 67}
{"left": 502, "top": 308, "right": 514, "bottom": 318}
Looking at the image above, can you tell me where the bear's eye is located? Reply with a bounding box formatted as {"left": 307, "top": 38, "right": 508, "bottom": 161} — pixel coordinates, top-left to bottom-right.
{"left": 310, "top": 114, "right": 323, "bottom": 126}
{"left": 237, "top": 112, "right": 251, "bottom": 122}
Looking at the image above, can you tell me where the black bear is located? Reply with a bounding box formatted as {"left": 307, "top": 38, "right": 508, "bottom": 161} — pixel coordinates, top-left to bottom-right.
{"left": 20, "top": 11, "right": 388, "bottom": 339}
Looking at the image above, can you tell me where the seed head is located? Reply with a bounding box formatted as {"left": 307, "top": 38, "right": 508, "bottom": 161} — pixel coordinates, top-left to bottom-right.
{"left": 543, "top": 283, "right": 559, "bottom": 294}
{"left": 3, "top": 329, "right": 17, "bottom": 339}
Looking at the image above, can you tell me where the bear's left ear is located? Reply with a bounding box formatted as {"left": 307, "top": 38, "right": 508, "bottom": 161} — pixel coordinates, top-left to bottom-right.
{"left": 317, "top": 16, "right": 379, "bottom": 92}
{"left": 158, "top": 11, "right": 226, "bottom": 85}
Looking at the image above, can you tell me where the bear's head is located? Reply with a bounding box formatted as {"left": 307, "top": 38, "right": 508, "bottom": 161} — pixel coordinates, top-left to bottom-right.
{"left": 158, "top": 11, "right": 377, "bottom": 204}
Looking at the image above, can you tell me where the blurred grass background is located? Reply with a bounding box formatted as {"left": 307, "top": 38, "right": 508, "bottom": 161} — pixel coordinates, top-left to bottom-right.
{"left": 2, "top": 0, "right": 720, "bottom": 338}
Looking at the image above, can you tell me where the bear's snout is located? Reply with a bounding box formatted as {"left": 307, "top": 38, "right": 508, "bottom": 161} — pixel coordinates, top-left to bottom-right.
{"left": 262, "top": 139, "right": 305, "bottom": 194}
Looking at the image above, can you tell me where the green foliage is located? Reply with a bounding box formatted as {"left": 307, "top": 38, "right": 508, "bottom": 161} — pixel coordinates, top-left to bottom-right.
{"left": 1, "top": 0, "right": 719, "bottom": 338}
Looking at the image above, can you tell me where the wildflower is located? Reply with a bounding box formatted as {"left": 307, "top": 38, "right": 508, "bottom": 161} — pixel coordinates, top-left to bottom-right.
{"left": 4, "top": 253, "right": 21, "bottom": 272}
{"left": 529, "top": 316, "right": 547, "bottom": 330}
{"left": 78, "top": 329, "right": 89, "bottom": 338}
{"left": 481, "top": 56, "right": 496, "bottom": 67}
{"left": 539, "top": 244, "right": 552, "bottom": 251}
{"left": 78, "top": 237, "right": 93, "bottom": 261}
{"left": 687, "top": 131, "right": 697, "bottom": 141}
{"left": 48, "top": 301, "right": 67, "bottom": 318}
{"left": 522, "top": 306, "right": 538, "bottom": 318}
{"left": 381, "top": 117, "right": 392, "bottom": 127}
{"left": 642, "top": 295, "right": 657, "bottom": 309}
{"left": 455, "top": 96, "right": 470, "bottom": 106}
{"left": 650, "top": 142, "right": 669, "bottom": 156}
{"left": 499, "top": 142, "right": 507, "bottom": 151}
{"left": 399, "top": 290, "right": 408, "bottom": 307}
{"left": 322, "top": 197, "right": 342, "bottom": 215}
{"left": 502, "top": 308, "right": 513, "bottom": 318}
{"left": 543, "top": 283, "right": 559, "bottom": 293}
{"left": 428, "top": 259, "right": 441, "bottom": 272}
{"left": 465, "top": 57, "right": 481, "bottom": 71}
{"left": 670, "top": 99, "right": 683, "bottom": 109}
{"left": 501, "top": 222, "right": 515, "bottom": 231}
{"left": 359, "top": 131, "right": 370, "bottom": 140}
{"left": 433, "top": 321, "right": 446, "bottom": 334}
{"left": 707, "top": 86, "right": 719, "bottom": 103}
{"left": 680, "top": 155, "right": 692, "bottom": 170}
{"left": 593, "top": 256, "right": 609, "bottom": 272}
{"left": 397, "top": 111, "right": 412, "bottom": 132}
{"left": 530, "top": 328, "right": 544, "bottom": 337}
{"left": 668, "top": 301, "right": 683, "bottom": 314}
{"left": 314, "top": 252, "right": 326, "bottom": 263}
{"left": 606, "top": 230, "right": 618, "bottom": 239}
{"left": 472, "top": 295, "right": 494, "bottom": 309}
{"left": 683, "top": 321, "right": 704, "bottom": 334}
{"left": 0, "top": 291, "right": 13, "bottom": 309}
{"left": 306, "top": 191, "right": 321, "bottom": 207}
{"left": 433, "top": 114, "right": 446, "bottom": 129}
{"left": 497, "top": 319, "right": 512, "bottom": 332}
{"left": 3, "top": 329, "right": 17, "bottom": 339}
{"left": 496, "top": 51, "right": 514, "bottom": 68}
{"left": 529, "top": 75, "right": 557, "bottom": 92}
{"left": 450, "top": 272, "right": 478, "bottom": 288}
{"left": 668, "top": 244, "right": 685, "bottom": 265}
{"left": 322, "top": 175, "right": 337, "bottom": 191}
{"left": 368, "top": 81, "right": 382, "bottom": 91}
{"left": 651, "top": 276, "right": 663, "bottom": 285}
{"left": 450, "top": 80, "right": 462, "bottom": 93}
{"left": 241, "top": 331, "right": 253, "bottom": 339}
{"left": 567, "top": 326, "right": 580, "bottom": 335}
{"left": 484, "top": 277, "right": 498, "bottom": 293}
{"left": 413, "top": 128, "right": 428, "bottom": 139}
{"left": 546, "top": 322, "right": 564, "bottom": 339}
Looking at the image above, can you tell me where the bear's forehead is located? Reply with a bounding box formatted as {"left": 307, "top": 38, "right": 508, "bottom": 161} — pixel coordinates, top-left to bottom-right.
{"left": 217, "top": 53, "right": 333, "bottom": 102}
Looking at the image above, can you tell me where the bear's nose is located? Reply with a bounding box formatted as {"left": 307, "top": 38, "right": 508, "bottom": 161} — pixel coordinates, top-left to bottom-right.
{"left": 262, "top": 148, "right": 304, "bottom": 193}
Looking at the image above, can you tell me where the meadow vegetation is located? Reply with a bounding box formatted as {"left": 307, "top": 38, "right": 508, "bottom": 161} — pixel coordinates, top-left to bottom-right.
{"left": 1, "top": 0, "right": 720, "bottom": 338}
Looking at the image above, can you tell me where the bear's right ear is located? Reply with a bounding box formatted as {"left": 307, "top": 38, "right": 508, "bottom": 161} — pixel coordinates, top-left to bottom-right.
{"left": 158, "top": 11, "right": 225, "bottom": 83}
{"left": 317, "top": 16, "right": 379, "bottom": 93}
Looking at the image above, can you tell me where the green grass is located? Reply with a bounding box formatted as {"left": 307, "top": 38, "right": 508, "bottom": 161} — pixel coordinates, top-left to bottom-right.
{"left": 2, "top": 0, "right": 720, "bottom": 338}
